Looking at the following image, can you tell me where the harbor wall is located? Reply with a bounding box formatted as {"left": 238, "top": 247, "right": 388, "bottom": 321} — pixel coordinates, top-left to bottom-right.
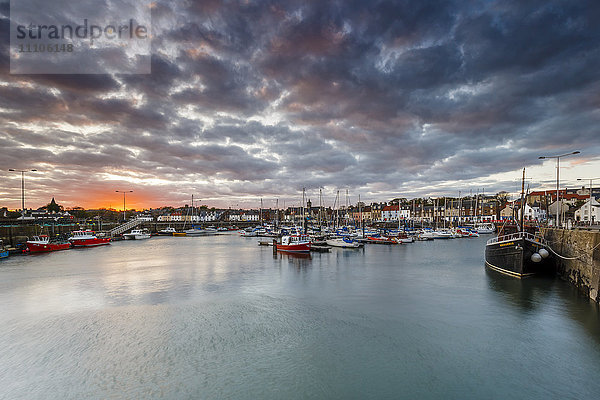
{"left": 542, "top": 228, "right": 600, "bottom": 303}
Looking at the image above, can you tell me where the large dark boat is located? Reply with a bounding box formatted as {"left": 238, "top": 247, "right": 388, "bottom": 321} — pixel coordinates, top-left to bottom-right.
{"left": 484, "top": 168, "right": 552, "bottom": 278}
{"left": 485, "top": 229, "right": 550, "bottom": 278}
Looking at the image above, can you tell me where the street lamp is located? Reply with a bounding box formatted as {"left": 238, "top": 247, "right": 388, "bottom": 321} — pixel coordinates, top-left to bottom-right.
{"left": 115, "top": 190, "right": 133, "bottom": 222}
{"left": 538, "top": 151, "right": 580, "bottom": 228}
{"left": 577, "top": 177, "right": 600, "bottom": 226}
{"left": 8, "top": 168, "right": 37, "bottom": 219}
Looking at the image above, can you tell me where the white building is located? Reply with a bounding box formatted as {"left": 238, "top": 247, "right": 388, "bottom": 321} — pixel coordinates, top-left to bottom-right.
{"left": 381, "top": 205, "right": 410, "bottom": 221}
{"left": 199, "top": 211, "right": 223, "bottom": 222}
{"left": 241, "top": 212, "right": 260, "bottom": 222}
{"left": 575, "top": 198, "right": 600, "bottom": 223}
{"left": 519, "top": 204, "right": 547, "bottom": 221}
{"left": 157, "top": 213, "right": 200, "bottom": 222}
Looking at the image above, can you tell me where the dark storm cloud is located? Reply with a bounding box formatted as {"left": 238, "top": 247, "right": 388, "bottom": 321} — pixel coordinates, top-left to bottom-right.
{"left": 1, "top": 0, "right": 600, "bottom": 207}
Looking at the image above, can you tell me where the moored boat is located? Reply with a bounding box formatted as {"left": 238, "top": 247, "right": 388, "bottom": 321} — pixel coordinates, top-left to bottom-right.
{"left": 68, "top": 230, "right": 111, "bottom": 247}
{"left": 184, "top": 227, "right": 209, "bottom": 236}
{"left": 26, "top": 235, "right": 71, "bottom": 253}
{"left": 476, "top": 223, "right": 495, "bottom": 234}
{"left": 239, "top": 228, "right": 258, "bottom": 237}
{"left": 157, "top": 226, "right": 176, "bottom": 236}
{"left": 326, "top": 237, "right": 361, "bottom": 248}
{"left": 484, "top": 168, "right": 551, "bottom": 278}
{"left": 456, "top": 227, "right": 479, "bottom": 237}
{"left": 0, "top": 240, "right": 8, "bottom": 259}
{"left": 417, "top": 230, "right": 435, "bottom": 241}
{"left": 276, "top": 234, "right": 311, "bottom": 253}
{"left": 362, "top": 236, "right": 398, "bottom": 244}
{"left": 123, "top": 228, "right": 151, "bottom": 240}
{"left": 432, "top": 229, "right": 455, "bottom": 239}
{"left": 485, "top": 231, "right": 550, "bottom": 278}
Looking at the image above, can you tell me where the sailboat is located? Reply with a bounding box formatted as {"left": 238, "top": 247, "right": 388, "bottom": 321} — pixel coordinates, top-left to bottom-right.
{"left": 183, "top": 195, "right": 208, "bottom": 236}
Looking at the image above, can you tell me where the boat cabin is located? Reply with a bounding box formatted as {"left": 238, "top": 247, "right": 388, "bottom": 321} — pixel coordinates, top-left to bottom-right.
{"left": 281, "top": 234, "right": 310, "bottom": 246}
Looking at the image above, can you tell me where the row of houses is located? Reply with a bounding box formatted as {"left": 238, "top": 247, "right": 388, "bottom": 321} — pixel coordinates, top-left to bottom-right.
{"left": 5, "top": 187, "right": 599, "bottom": 225}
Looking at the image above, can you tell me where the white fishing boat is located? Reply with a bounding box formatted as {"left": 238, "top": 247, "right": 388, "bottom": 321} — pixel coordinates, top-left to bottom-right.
{"left": 123, "top": 228, "right": 151, "bottom": 240}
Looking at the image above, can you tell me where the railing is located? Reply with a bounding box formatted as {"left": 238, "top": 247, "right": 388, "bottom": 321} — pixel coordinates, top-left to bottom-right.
{"left": 108, "top": 219, "right": 144, "bottom": 237}
{"left": 486, "top": 231, "right": 547, "bottom": 246}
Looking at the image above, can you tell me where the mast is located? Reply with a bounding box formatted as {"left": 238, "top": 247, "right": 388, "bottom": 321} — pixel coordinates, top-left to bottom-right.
{"left": 319, "top": 188, "right": 322, "bottom": 232}
{"left": 359, "top": 194, "right": 364, "bottom": 236}
{"left": 335, "top": 190, "right": 340, "bottom": 229}
{"left": 456, "top": 190, "right": 462, "bottom": 226}
{"left": 444, "top": 197, "right": 447, "bottom": 229}
{"left": 345, "top": 189, "right": 349, "bottom": 226}
{"left": 434, "top": 198, "right": 437, "bottom": 229}
{"left": 398, "top": 201, "right": 401, "bottom": 233}
{"left": 302, "top": 188, "right": 306, "bottom": 234}
{"left": 276, "top": 198, "right": 279, "bottom": 229}
{"left": 520, "top": 168, "right": 525, "bottom": 232}
{"left": 475, "top": 189, "right": 479, "bottom": 224}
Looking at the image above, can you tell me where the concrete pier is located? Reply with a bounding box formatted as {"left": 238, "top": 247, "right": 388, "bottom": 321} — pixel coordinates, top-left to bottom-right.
{"left": 542, "top": 228, "right": 600, "bottom": 303}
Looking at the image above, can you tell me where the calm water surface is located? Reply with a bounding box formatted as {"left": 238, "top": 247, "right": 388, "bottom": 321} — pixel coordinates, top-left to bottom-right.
{"left": 1, "top": 234, "right": 599, "bottom": 399}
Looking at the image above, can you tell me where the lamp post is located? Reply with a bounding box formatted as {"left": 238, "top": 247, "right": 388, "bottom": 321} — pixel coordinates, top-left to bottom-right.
{"left": 577, "top": 177, "right": 600, "bottom": 226}
{"left": 115, "top": 190, "right": 133, "bottom": 222}
{"left": 8, "top": 168, "right": 37, "bottom": 219}
{"left": 538, "top": 151, "right": 580, "bottom": 228}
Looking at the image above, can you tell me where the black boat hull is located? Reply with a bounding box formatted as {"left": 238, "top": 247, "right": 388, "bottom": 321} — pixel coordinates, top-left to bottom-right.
{"left": 485, "top": 237, "right": 548, "bottom": 278}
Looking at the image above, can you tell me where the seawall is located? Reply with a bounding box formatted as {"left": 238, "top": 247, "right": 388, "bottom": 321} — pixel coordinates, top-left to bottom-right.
{"left": 542, "top": 228, "right": 600, "bottom": 303}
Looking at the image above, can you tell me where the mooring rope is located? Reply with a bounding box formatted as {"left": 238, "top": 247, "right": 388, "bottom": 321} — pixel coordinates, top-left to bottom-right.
{"left": 546, "top": 245, "right": 582, "bottom": 260}
{"left": 540, "top": 228, "right": 600, "bottom": 261}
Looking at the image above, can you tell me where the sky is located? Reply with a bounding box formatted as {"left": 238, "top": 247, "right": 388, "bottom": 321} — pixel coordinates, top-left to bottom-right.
{"left": 1, "top": 0, "right": 600, "bottom": 211}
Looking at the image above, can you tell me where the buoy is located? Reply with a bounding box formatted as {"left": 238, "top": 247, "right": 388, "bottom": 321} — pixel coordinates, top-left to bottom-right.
{"left": 539, "top": 248, "right": 550, "bottom": 259}
{"left": 531, "top": 253, "right": 542, "bottom": 263}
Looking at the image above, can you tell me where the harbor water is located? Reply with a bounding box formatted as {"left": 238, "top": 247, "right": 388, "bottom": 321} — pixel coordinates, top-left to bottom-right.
{"left": 1, "top": 234, "right": 599, "bottom": 399}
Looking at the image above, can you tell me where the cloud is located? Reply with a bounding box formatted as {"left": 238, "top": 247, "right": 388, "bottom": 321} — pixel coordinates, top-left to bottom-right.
{"left": 1, "top": 0, "right": 600, "bottom": 208}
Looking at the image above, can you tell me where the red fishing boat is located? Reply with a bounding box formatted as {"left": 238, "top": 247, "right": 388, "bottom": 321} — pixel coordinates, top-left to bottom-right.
{"left": 276, "top": 234, "right": 311, "bottom": 253}
{"left": 26, "top": 235, "right": 71, "bottom": 253}
{"left": 68, "top": 231, "right": 111, "bottom": 247}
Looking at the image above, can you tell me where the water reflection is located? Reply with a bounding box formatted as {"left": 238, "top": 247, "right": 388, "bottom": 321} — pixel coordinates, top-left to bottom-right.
{"left": 485, "top": 266, "right": 555, "bottom": 311}
{"left": 1, "top": 235, "right": 600, "bottom": 400}
{"left": 276, "top": 252, "right": 313, "bottom": 273}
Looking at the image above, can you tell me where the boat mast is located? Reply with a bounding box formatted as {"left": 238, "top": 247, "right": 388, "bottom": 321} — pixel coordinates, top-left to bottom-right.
{"left": 302, "top": 188, "right": 306, "bottom": 234}
{"left": 475, "top": 189, "right": 479, "bottom": 225}
{"left": 434, "top": 198, "right": 438, "bottom": 229}
{"left": 276, "top": 198, "right": 279, "bottom": 230}
{"left": 345, "top": 189, "right": 349, "bottom": 226}
{"left": 398, "top": 200, "right": 401, "bottom": 233}
{"left": 319, "top": 188, "right": 322, "bottom": 232}
{"left": 520, "top": 168, "right": 526, "bottom": 233}
{"left": 444, "top": 197, "right": 447, "bottom": 229}
{"left": 359, "top": 194, "right": 364, "bottom": 237}
{"left": 260, "top": 198, "right": 263, "bottom": 226}
{"left": 458, "top": 191, "right": 462, "bottom": 225}
{"left": 335, "top": 190, "right": 340, "bottom": 229}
